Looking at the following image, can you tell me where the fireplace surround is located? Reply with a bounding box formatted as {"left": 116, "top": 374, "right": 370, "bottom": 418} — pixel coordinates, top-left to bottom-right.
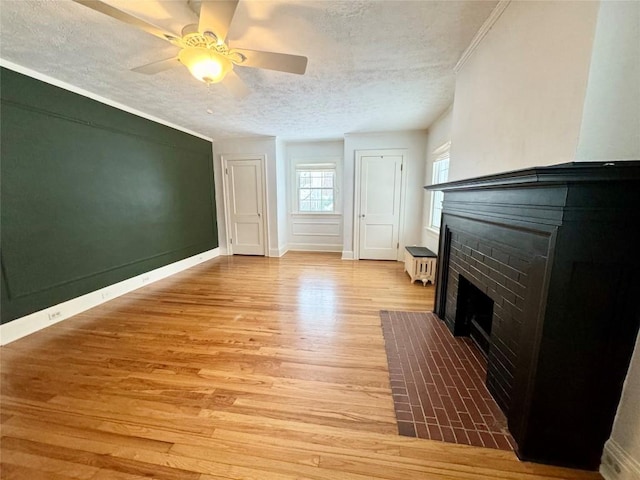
{"left": 426, "top": 161, "right": 640, "bottom": 470}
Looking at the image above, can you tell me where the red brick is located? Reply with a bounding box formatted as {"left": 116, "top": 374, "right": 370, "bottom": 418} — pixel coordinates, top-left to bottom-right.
{"left": 458, "top": 412, "right": 475, "bottom": 430}
{"left": 479, "top": 431, "right": 498, "bottom": 449}
{"left": 411, "top": 405, "right": 423, "bottom": 420}
{"left": 397, "top": 421, "right": 416, "bottom": 437}
{"left": 381, "top": 312, "right": 514, "bottom": 452}
{"left": 450, "top": 420, "right": 463, "bottom": 429}
{"left": 446, "top": 386, "right": 466, "bottom": 412}
{"left": 406, "top": 382, "right": 420, "bottom": 406}
{"left": 395, "top": 410, "right": 414, "bottom": 422}
{"left": 434, "top": 407, "right": 450, "bottom": 427}
{"left": 474, "top": 396, "right": 491, "bottom": 415}
{"left": 426, "top": 385, "right": 443, "bottom": 409}
{"left": 453, "top": 428, "right": 470, "bottom": 445}
{"left": 463, "top": 397, "right": 484, "bottom": 423}
{"left": 440, "top": 395, "right": 460, "bottom": 422}
{"left": 392, "top": 386, "right": 408, "bottom": 396}
{"left": 415, "top": 422, "right": 428, "bottom": 438}
{"left": 494, "top": 433, "right": 512, "bottom": 450}
{"left": 466, "top": 429, "right": 483, "bottom": 448}
{"left": 427, "top": 423, "right": 443, "bottom": 441}
{"left": 441, "top": 426, "right": 455, "bottom": 443}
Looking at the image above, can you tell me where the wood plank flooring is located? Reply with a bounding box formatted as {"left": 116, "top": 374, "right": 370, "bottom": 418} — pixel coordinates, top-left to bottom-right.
{"left": 1, "top": 252, "right": 602, "bottom": 479}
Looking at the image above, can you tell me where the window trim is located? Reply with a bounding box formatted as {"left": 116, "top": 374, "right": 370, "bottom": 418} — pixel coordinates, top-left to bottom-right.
{"left": 293, "top": 162, "right": 338, "bottom": 214}
{"left": 428, "top": 142, "right": 450, "bottom": 232}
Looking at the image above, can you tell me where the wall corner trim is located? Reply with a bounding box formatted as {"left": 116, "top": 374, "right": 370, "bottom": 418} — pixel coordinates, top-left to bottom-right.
{"left": 454, "top": 0, "right": 511, "bottom": 74}
{"left": 341, "top": 251, "right": 355, "bottom": 260}
{"left": 601, "top": 439, "right": 640, "bottom": 480}
{"left": 0, "top": 58, "right": 212, "bottom": 142}
{"left": 0, "top": 248, "right": 220, "bottom": 346}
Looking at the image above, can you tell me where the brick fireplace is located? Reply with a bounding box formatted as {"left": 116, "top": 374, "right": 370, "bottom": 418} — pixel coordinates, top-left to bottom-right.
{"left": 445, "top": 232, "right": 527, "bottom": 414}
{"left": 427, "top": 161, "right": 640, "bottom": 470}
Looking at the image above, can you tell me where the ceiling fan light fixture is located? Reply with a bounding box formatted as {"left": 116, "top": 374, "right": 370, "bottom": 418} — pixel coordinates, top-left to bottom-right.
{"left": 179, "top": 46, "right": 232, "bottom": 84}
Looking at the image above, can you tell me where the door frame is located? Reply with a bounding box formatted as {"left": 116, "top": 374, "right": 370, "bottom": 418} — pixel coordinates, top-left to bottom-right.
{"left": 221, "top": 154, "right": 269, "bottom": 255}
{"left": 353, "top": 149, "right": 407, "bottom": 261}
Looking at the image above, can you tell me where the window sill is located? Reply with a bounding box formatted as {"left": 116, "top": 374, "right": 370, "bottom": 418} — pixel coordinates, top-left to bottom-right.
{"left": 426, "top": 227, "right": 441, "bottom": 236}
{"left": 291, "top": 212, "right": 342, "bottom": 217}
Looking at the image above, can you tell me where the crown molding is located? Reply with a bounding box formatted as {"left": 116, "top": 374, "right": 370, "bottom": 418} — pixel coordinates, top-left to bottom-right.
{"left": 454, "top": 1, "right": 511, "bottom": 74}
{"left": 0, "top": 58, "right": 213, "bottom": 142}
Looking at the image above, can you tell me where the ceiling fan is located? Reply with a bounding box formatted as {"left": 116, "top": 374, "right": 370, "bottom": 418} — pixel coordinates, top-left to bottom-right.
{"left": 72, "top": 0, "right": 308, "bottom": 98}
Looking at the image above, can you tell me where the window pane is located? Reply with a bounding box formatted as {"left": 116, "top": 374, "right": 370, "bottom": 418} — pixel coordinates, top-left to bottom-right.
{"left": 438, "top": 163, "right": 449, "bottom": 183}
{"left": 432, "top": 191, "right": 443, "bottom": 228}
{"left": 322, "top": 172, "right": 334, "bottom": 187}
{"left": 300, "top": 200, "right": 312, "bottom": 212}
{"left": 432, "top": 158, "right": 450, "bottom": 185}
{"left": 298, "top": 172, "right": 311, "bottom": 188}
{"left": 430, "top": 157, "right": 448, "bottom": 230}
{"left": 321, "top": 189, "right": 333, "bottom": 211}
{"left": 310, "top": 173, "right": 323, "bottom": 188}
{"left": 299, "top": 188, "right": 311, "bottom": 201}
{"left": 296, "top": 169, "right": 336, "bottom": 213}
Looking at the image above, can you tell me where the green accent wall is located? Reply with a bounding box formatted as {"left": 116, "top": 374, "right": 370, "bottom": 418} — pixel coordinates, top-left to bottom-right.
{"left": 1, "top": 68, "right": 218, "bottom": 324}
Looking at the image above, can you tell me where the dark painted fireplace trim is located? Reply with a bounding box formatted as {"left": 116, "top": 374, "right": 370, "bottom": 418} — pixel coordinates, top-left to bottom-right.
{"left": 426, "top": 161, "right": 640, "bottom": 470}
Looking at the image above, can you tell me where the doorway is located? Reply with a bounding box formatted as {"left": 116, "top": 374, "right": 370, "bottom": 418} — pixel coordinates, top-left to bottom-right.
{"left": 354, "top": 150, "right": 405, "bottom": 260}
{"left": 221, "top": 155, "right": 267, "bottom": 255}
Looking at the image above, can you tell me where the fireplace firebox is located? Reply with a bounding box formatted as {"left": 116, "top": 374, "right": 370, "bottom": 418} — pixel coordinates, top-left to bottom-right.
{"left": 426, "top": 161, "right": 640, "bottom": 471}
{"left": 455, "top": 275, "right": 493, "bottom": 356}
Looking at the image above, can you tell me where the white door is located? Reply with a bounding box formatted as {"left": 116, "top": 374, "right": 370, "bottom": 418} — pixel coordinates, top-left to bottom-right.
{"left": 224, "top": 157, "right": 265, "bottom": 255}
{"left": 358, "top": 154, "right": 403, "bottom": 260}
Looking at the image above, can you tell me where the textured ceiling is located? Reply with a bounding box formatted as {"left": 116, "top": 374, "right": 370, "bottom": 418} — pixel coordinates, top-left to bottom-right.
{"left": 0, "top": 0, "right": 497, "bottom": 140}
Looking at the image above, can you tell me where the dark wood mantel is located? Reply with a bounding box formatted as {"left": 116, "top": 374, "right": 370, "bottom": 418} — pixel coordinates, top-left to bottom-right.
{"left": 425, "top": 161, "right": 640, "bottom": 470}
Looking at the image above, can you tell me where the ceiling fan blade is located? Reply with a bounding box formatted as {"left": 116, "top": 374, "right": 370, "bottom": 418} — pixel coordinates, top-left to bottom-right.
{"left": 131, "top": 57, "right": 181, "bottom": 75}
{"left": 72, "top": 0, "right": 182, "bottom": 46}
{"left": 230, "top": 49, "right": 308, "bottom": 75}
{"left": 198, "top": 0, "right": 239, "bottom": 43}
{"left": 222, "top": 70, "right": 250, "bottom": 99}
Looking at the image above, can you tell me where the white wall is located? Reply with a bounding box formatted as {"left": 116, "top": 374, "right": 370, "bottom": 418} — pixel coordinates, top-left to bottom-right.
{"left": 285, "top": 140, "right": 344, "bottom": 253}
{"left": 275, "top": 138, "right": 288, "bottom": 256}
{"left": 576, "top": 0, "right": 640, "bottom": 162}
{"left": 343, "top": 130, "right": 428, "bottom": 260}
{"left": 421, "top": 107, "right": 453, "bottom": 253}
{"left": 213, "top": 136, "right": 282, "bottom": 256}
{"left": 449, "top": 0, "right": 599, "bottom": 182}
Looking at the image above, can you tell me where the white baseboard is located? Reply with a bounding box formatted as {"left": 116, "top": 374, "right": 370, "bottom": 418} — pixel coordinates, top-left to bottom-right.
{"left": 0, "top": 248, "right": 220, "bottom": 346}
{"left": 288, "top": 244, "right": 342, "bottom": 253}
{"left": 601, "top": 439, "right": 640, "bottom": 480}
{"left": 341, "top": 250, "right": 355, "bottom": 260}
{"left": 268, "top": 246, "right": 289, "bottom": 257}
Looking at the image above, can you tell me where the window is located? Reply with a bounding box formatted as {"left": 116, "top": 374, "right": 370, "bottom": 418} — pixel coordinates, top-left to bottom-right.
{"left": 429, "top": 143, "right": 450, "bottom": 231}
{"left": 296, "top": 166, "right": 336, "bottom": 213}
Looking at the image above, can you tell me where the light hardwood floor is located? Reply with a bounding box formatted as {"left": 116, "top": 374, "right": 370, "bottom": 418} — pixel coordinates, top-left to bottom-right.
{"left": 1, "top": 252, "right": 602, "bottom": 479}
